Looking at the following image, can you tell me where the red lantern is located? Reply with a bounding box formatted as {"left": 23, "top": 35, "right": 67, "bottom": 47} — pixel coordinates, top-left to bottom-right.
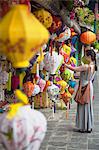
{"left": 48, "top": 15, "right": 62, "bottom": 33}
{"left": 0, "top": 1, "right": 10, "bottom": 18}
{"left": 80, "top": 31, "right": 96, "bottom": 44}
{"left": 23, "top": 81, "right": 34, "bottom": 97}
{"left": 68, "top": 86, "right": 74, "bottom": 95}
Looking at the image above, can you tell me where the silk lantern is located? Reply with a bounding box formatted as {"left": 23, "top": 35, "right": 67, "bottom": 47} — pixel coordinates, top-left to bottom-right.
{"left": 80, "top": 31, "right": 96, "bottom": 44}
{"left": 0, "top": 5, "right": 49, "bottom": 68}
{"left": 23, "top": 81, "right": 34, "bottom": 97}
{"left": 48, "top": 15, "right": 62, "bottom": 33}
{"left": 55, "top": 27, "right": 71, "bottom": 42}
{"left": 33, "top": 9, "right": 53, "bottom": 29}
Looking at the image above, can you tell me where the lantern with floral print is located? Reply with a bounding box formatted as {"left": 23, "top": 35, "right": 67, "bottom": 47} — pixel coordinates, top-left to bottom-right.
{"left": 0, "top": 5, "right": 49, "bottom": 68}
{"left": 23, "top": 81, "right": 34, "bottom": 97}
{"left": 55, "top": 26, "right": 71, "bottom": 42}
{"left": 33, "top": 9, "right": 53, "bottom": 29}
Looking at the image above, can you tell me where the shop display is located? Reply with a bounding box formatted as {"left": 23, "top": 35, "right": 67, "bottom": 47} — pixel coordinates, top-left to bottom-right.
{"left": 0, "top": 1, "right": 97, "bottom": 148}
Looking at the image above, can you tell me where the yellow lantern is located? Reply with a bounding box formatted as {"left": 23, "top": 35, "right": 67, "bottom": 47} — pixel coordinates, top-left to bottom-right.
{"left": 33, "top": 9, "right": 53, "bottom": 29}
{"left": 0, "top": 5, "right": 49, "bottom": 68}
{"left": 57, "top": 80, "right": 67, "bottom": 94}
{"left": 70, "top": 57, "right": 77, "bottom": 65}
{"left": 62, "top": 44, "right": 71, "bottom": 56}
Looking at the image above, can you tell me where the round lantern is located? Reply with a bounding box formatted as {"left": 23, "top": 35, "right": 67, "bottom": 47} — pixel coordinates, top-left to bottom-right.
{"left": 0, "top": 5, "right": 49, "bottom": 68}
{"left": 80, "top": 31, "right": 96, "bottom": 44}
{"left": 69, "top": 80, "right": 76, "bottom": 88}
{"left": 48, "top": 15, "right": 62, "bottom": 33}
{"left": 57, "top": 80, "right": 67, "bottom": 94}
{"left": 33, "top": 9, "right": 53, "bottom": 29}
{"left": 61, "top": 69, "right": 71, "bottom": 82}
{"left": 23, "top": 81, "right": 34, "bottom": 97}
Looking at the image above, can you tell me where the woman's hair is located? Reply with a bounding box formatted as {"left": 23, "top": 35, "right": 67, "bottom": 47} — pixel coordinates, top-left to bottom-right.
{"left": 86, "top": 49, "right": 97, "bottom": 71}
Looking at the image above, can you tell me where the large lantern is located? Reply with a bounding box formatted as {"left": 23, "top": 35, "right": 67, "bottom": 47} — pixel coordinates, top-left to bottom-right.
{"left": 0, "top": 5, "right": 49, "bottom": 68}
{"left": 80, "top": 31, "right": 96, "bottom": 44}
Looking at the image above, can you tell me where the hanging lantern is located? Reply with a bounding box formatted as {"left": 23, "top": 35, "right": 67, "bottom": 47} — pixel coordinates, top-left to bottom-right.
{"left": 48, "top": 15, "right": 62, "bottom": 33}
{"left": 61, "top": 69, "right": 71, "bottom": 82}
{"left": 70, "top": 56, "right": 77, "bottom": 67}
{"left": 33, "top": 9, "right": 53, "bottom": 29}
{"left": 55, "top": 27, "right": 71, "bottom": 42}
{"left": 23, "top": 81, "right": 34, "bottom": 97}
{"left": 60, "top": 50, "right": 70, "bottom": 63}
{"left": 0, "top": 5, "right": 49, "bottom": 68}
{"left": 57, "top": 80, "right": 67, "bottom": 94}
{"left": 44, "top": 51, "right": 64, "bottom": 75}
{"left": 80, "top": 31, "right": 96, "bottom": 44}
{"left": 62, "top": 44, "right": 71, "bottom": 56}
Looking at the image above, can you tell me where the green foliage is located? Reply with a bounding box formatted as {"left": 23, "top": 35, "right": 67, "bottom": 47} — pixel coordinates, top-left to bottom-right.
{"left": 93, "top": 41, "right": 99, "bottom": 51}
{"left": 75, "top": 7, "right": 95, "bottom": 26}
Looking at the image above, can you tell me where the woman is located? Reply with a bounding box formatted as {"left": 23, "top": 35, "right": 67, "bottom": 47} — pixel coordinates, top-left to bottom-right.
{"left": 65, "top": 49, "right": 97, "bottom": 133}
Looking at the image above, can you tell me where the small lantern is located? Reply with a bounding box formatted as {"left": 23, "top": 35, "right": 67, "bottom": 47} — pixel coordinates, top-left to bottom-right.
{"left": 80, "top": 31, "right": 96, "bottom": 44}
{"left": 48, "top": 15, "right": 62, "bottom": 33}
{"left": 33, "top": 9, "right": 53, "bottom": 29}
{"left": 23, "top": 81, "right": 34, "bottom": 97}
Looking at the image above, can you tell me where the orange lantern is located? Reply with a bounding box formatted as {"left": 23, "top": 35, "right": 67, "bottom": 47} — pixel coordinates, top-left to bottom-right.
{"left": 23, "top": 81, "right": 34, "bottom": 97}
{"left": 68, "top": 86, "right": 74, "bottom": 95}
{"left": 80, "top": 31, "right": 96, "bottom": 44}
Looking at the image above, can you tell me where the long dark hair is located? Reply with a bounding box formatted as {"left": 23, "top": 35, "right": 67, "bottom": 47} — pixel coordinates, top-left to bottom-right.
{"left": 86, "top": 49, "right": 97, "bottom": 71}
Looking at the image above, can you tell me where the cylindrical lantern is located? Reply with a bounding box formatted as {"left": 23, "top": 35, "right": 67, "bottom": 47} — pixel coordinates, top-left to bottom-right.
{"left": 80, "top": 31, "right": 96, "bottom": 44}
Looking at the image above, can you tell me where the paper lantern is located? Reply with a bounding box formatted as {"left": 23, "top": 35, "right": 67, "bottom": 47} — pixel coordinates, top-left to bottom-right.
{"left": 61, "top": 69, "right": 71, "bottom": 82}
{"left": 48, "top": 15, "right": 62, "bottom": 33}
{"left": 68, "top": 86, "right": 74, "bottom": 95}
{"left": 33, "top": 9, "right": 53, "bottom": 29}
{"left": 23, "top": 81, "right": 34, "bottom": 97}
{"left": 57, "top": 80, "right": 67, "bottom": 94}
{"left": 70, "top": 57, "right": 76, "bottom": 66}
{"left": 62, "top": 44, "right": 71, "bottom": 56}
{"left": 69, "top": 80, "right": 76, "bottom": 88}
{"left": 61, "top": 91, "right": 71, "bottom": 105}
{"left": 47, "top": 84, "right": 60, "bottom": 102}
{"left": 32, "top": 84, "right": 40, "bottom": 96}
{"left": 38, "top": 78, "right": 46, "bottom": 92}
{"left": 80, "top": 31, "right": 96, "bottom": 44}
{"left": 0, "top": 5, "right": 49, "bottom": 68}
{"left": 55, "top": 27, "right": 71, "bottom": 42}
{"left": 44, "top": 51, "right": 64, "bottom": 75}
{"left": 60, "top": 50, "right": 70, "bottom": 63}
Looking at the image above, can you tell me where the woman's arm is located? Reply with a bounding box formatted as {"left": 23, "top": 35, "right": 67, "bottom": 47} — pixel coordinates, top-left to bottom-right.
{"left": 65, "top": 64, "right": 89, "bottom": 72}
